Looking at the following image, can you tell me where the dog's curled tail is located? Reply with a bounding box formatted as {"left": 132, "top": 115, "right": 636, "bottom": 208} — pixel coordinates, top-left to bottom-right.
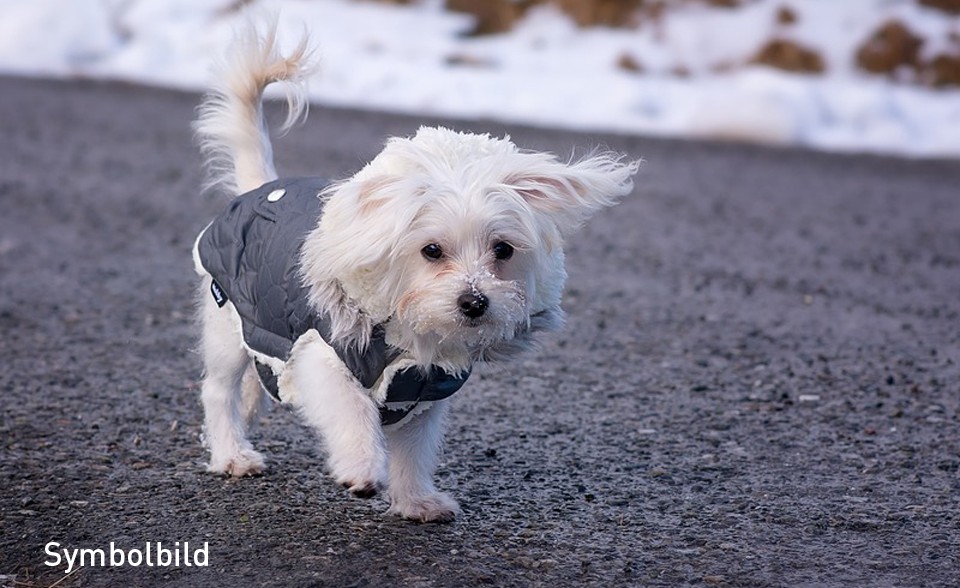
{"left": 194, "top": 18, "right": 315, "bottom": 196}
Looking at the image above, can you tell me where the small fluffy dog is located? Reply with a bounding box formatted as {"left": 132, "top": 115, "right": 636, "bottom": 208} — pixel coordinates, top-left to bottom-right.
{"left": 191, "top": 21, "right": 639, "bottom": 523}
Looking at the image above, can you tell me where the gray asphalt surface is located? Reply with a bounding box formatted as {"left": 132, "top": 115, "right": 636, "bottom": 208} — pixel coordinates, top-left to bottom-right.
{"left": 1, "top": 76, "right": 958, "bottom": 588}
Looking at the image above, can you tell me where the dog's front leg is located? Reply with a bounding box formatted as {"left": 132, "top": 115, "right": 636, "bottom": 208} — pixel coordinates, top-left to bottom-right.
{"left": 286, "top": 338, "right": 387, "bottom": 498}
{"left": 385, "top": 401, "right": 459, "bottom": 523}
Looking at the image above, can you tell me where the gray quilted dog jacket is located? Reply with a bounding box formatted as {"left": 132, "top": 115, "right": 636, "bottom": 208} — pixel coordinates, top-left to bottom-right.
{"left": 196, "top": 177, "right": 469, "bottom": 425}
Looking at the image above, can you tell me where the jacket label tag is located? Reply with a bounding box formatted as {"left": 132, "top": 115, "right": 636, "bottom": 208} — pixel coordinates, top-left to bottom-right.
{"left": 210, "top": 279, "right": 228, "bottom": 307}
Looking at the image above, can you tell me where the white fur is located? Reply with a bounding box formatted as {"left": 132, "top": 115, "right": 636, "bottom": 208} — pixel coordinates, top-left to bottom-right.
{"left": 192, "top": 19, "right": 639, "bottom": 523}
{"left": 193, "top": 15, "right": 313, "bottom": 196}
{"left": 196, "top": 278, "right": 266, "bottom": 478}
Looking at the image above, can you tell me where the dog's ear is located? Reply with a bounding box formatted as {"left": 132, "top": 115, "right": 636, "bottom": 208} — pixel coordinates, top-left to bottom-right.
{"left": 506, "top": 152, "right": 640, "bottom": 235}
{"left": 301, "top": 174, "right": 421, "bottom": 337}
{"left": 313, "top": 174, "right": 421, "bottom": 263}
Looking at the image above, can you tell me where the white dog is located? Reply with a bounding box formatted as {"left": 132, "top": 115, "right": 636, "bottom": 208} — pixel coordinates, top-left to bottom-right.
{"left": 191, "top": 21, "right": 639, "bottom": 523}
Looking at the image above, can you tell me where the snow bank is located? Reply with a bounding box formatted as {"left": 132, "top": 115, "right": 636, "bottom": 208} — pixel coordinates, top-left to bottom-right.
{"left": 0, "top": 0, "right": 957, "bottom": 158}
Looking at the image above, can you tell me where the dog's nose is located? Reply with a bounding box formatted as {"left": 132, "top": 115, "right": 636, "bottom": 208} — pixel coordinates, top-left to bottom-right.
{"left": 458, "top": 292, "right": 488, "bottom": 319}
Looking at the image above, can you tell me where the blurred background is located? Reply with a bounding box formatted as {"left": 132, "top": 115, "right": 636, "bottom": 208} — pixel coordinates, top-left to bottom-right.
{"left": 0, "top": 0, "right": 958, "bottom": 158}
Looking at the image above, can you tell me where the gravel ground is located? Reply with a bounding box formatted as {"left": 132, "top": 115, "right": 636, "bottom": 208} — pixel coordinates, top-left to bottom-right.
{"left": 1, "top": 76, "right": 958, "bottom": 588}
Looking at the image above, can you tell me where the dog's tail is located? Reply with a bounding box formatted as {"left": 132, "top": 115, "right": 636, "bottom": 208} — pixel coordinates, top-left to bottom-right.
{"left": 194, "top": 18, "right": 315, "bottom": 196}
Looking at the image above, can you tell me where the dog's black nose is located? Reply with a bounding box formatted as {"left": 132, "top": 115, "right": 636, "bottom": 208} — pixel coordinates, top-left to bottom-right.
{"left": 458, "top": 292, "right": 488, "bottom": 319}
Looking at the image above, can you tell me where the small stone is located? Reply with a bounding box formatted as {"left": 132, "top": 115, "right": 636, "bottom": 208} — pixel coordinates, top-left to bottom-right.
{"left": 617, "top": 53, "right": 644, "bottom": 73}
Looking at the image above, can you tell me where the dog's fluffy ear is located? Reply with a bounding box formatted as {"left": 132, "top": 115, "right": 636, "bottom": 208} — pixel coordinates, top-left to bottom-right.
{"left": 505, "top": 151, "right": 640, "bottom": 235}
{"left": 300, "top": 175, "right": 420, "bottom": 345}
{"left": 314, "top": 174, "right": 423, "bottom": 266}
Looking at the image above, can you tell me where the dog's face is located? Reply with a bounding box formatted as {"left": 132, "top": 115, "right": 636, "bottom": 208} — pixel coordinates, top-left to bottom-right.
{"left": 301, "top": 127, "right": 638, "bottom": 371}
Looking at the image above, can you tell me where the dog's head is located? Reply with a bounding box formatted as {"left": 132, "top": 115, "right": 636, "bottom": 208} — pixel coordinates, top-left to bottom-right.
{"left": 301, "top": 127, "right": 639, "bottom": 372}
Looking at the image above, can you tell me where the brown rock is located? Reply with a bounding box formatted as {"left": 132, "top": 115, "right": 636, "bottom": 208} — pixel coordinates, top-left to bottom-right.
{"left": 776, "top": 5, "right": 797, "bottom": 25}
{"left": 855, "top": 20, "right": 924, "bottom": 74}
{"left": 918, "top": 0, "right": 960, "bottom": 13}
{"left": 552, "top": 0, "right": 645, "bottom": 27}
{"left": 616, "top": 53, "right": 645, "bottom": 73}
{"left": 751, "top": 38, "right": 825, "bottom": 73}
{"left": 921, "top": 53, "right": 960, "bottom": 87}
{"left": 446, "top": 0, "right": 644, "bottom": 34}
{"left": 445, "top": 53, "right": 497, "bottom": 68}
{"left": 446, "top": 0, "right": 535, "bottom": 36}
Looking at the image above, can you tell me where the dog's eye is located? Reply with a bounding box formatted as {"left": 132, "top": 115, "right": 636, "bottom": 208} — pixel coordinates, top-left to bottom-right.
{"left": 421, "top": 243, "right": 444, "bottom": 261}
{"left": 492, "top": 241, "right": 514, "bottom": 261}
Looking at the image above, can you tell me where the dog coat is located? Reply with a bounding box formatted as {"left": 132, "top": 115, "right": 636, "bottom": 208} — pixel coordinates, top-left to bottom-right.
{"left": 195, "top": 177, "right": 470, "bottom": 426}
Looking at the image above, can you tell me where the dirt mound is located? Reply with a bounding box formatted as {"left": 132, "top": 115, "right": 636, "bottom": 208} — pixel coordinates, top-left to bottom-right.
{"left": 750, "top": 38, "right": 825, "bottom": 74}
{"left": 918, "top": 0, "right": 960, "bottom": 13}
{"left": 923, "top": 52, "right": 960, "bottom": 87}
{"left": 446, "top": 0, "right": 531, "bottom": 35}
{"left": 855, "top": 19, "right": 924, "bottom": 75}
{"left": 854, "top": 19, "right": 960, "bottom": 87}
{"left": 446, "top": 0, "right": 646, "bottom": 35}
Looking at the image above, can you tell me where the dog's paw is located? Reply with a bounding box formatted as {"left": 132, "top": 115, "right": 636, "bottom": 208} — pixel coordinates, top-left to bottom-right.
{"left": 331, "top": 456, "right": 387, "bottom": 499}
{"left": 207, "top": 448, "right": 266, "bottom": 477}
{"left": 388, "top": 492, "right": 460, "bottom": 524}
{"left": 335, "top": 468, "right": 385, "bottom": 498}
{"left": 341, "top": 480, "right": 382, "bottom": 499}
